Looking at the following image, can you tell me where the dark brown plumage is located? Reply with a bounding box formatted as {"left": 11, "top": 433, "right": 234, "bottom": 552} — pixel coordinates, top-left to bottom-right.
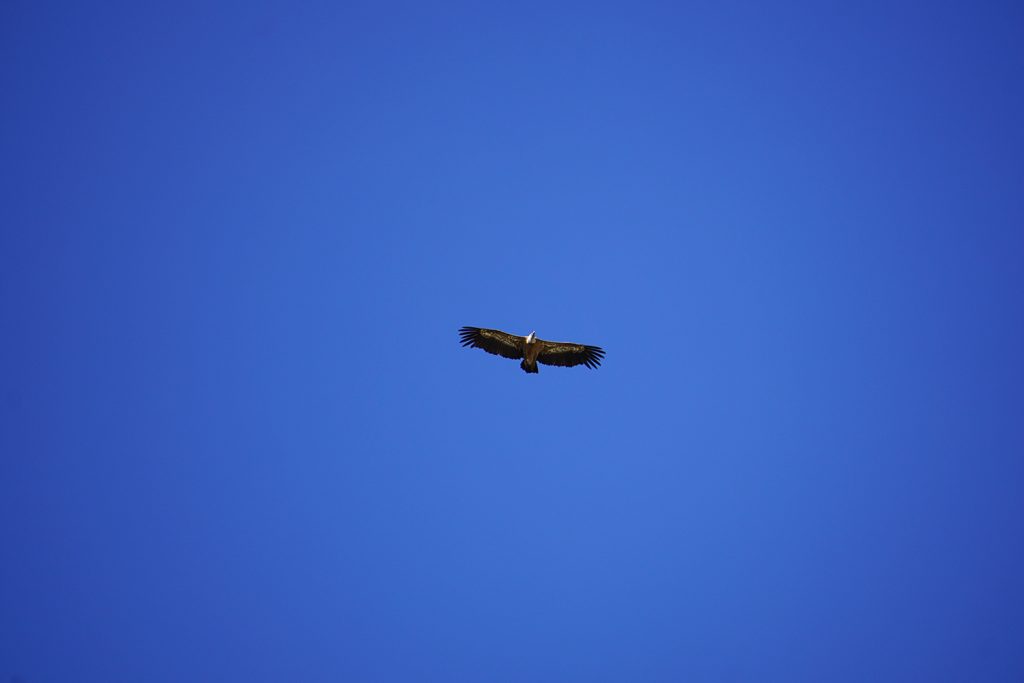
{"left": 459, "top": 326, "right": 605, "bottom": 374}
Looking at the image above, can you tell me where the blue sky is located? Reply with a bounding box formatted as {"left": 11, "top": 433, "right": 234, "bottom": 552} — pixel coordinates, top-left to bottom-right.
{"left": 2, "top": 2, "right": 1023, "bottom": 681}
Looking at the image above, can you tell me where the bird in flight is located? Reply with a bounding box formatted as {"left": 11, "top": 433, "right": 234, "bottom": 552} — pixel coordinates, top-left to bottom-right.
{"left": 459, "top": 326, "right": 605, "bottom": 374}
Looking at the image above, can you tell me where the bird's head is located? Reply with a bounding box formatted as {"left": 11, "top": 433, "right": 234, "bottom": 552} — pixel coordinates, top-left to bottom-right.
{"left": 526, "top": 331, "right": 537, "bottom": 344}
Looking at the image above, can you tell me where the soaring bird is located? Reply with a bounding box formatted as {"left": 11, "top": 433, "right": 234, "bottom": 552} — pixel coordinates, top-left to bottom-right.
{"left": 459, "top": 326, "right": 605, "bottom": 374}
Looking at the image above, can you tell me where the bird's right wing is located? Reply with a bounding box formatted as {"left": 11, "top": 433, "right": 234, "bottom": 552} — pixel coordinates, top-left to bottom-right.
{"left": 459, "top": 326, "right": 524, "bottom": 359}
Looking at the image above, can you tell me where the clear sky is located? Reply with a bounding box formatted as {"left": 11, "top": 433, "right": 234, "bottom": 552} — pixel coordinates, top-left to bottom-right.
{"left": 2, "top": 2, "right": 1023, "bottom": 681}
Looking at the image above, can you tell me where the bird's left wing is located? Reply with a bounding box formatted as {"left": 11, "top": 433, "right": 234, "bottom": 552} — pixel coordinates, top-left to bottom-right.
{"left": 536, "top": 339, "right": 605, "bottom": 369}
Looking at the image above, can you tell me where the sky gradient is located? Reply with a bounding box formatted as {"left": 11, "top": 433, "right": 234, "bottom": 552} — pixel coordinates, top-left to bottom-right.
{"left": 2, "top": 2, "right": 1023, "bottom": 681}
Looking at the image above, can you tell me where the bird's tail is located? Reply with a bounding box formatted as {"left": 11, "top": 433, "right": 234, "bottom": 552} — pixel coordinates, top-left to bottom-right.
{"left": 520, "top": 359, "right": 539, "bottom": 374}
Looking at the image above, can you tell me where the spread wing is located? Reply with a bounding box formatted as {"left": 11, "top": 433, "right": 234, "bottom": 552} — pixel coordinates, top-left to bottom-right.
{"left": 459, "top": 326, "right": 524, "bottom": 360}
{"left": 536, "top": 339, "right": 605, "bottom": 369}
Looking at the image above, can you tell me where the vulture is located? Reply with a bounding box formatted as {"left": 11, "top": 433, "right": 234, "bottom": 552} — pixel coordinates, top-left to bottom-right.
{"left": 459, "top": 326, "right": 605, "bottom": 374}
